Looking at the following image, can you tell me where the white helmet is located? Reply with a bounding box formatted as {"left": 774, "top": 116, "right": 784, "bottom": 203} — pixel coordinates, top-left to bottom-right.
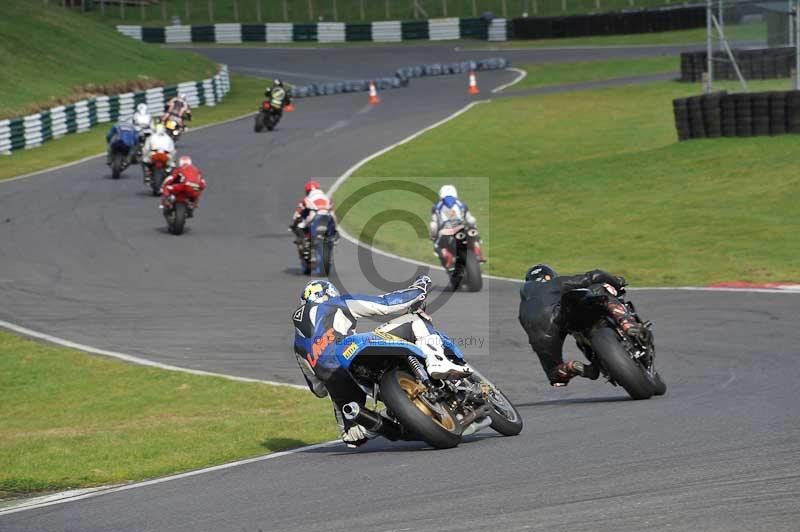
{"left": 136, "top": 103, "right": 148, "bottom": 114}
{"left": 178, "top": 92, "right": 187, "bottom": 100}
{"left": 439, "top": 185, "right": 458, "bottom": 200}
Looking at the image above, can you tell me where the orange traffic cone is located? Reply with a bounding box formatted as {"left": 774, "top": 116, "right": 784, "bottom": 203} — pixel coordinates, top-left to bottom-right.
{"left": 368, "top": 81, "right": 380, "bottom": 105}
{"left": 468, "top": 70, "right": 480, "bottom": 95}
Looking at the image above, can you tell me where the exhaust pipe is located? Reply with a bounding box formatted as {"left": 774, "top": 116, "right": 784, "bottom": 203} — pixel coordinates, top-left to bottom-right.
{"left": 459, "top": 404, "right": 492, "bottom": 434}
{"left": 342, "top": 402, "right": 403, "bottom": 441}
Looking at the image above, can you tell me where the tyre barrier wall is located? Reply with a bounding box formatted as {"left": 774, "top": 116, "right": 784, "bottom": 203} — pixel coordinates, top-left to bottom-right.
{"left": 117, "top": 17, "right": 507, "bottom": 43}
{"left": 288, "top": 57, "right": 510, "bottom": 98}
{"left": 680, "top": 47, "right": 797, "bottom": 82}
{"left": 672, "top": 90, "right": 800, "bottom": 141}
{"left": 0, "top": 66, "right": 230, "bottom": 156}
{"left": 509, "top": 4, "right": 705, "bottom": 39}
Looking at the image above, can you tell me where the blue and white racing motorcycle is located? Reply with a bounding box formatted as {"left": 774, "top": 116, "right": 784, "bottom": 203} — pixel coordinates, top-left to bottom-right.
{"left": 338, "top": 310, "right": 523, "bottom": 449}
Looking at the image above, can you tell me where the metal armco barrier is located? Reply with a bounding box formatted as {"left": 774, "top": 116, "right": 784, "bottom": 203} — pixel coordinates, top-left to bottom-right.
{"left": 116, "top": 17, "right": 504, "bottom": 43}
{"left": 0, "top": 66, "right": 230, "bottom": 156}
{"left": 673, "top": 90, "right": 800, "bottom": 141}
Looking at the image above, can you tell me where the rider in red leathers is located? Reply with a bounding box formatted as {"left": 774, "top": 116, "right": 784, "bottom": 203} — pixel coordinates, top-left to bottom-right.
{"left": 161, "top": 155, "right": 206, "bottom": 212}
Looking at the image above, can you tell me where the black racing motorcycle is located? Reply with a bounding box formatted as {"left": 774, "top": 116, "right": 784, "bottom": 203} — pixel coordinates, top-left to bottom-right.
{"left": 254, "top": 100, "right": 282, "bottom": 132}
{"left": 564, "top": 284, "right": 666, "bottom": 400}
{"left": 441, "top": 225, "right": 484, "bottom": 292}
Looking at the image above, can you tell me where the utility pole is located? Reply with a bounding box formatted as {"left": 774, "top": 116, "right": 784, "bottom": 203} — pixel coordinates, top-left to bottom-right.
{"left": 706, "top": 0, "right": 713, "bottom": 93}
{"left": 795, "top": 0, "right": 800, "bottom": 89}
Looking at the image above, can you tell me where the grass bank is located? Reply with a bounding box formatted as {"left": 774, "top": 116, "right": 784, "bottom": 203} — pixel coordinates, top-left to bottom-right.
{"left": 333, "top": 64, "right": 799, "bottom": 286}
{"left": 0, "top": 0, "right": 217, "bottom": 119}
{"left": 0, "top": 330, "right": 335, "bottom": 499}
{"left": 514, "top": 55, "right": 677, "bottom": 89}
{"left": 0, "top": 74, "right": 266, "bottom": 182}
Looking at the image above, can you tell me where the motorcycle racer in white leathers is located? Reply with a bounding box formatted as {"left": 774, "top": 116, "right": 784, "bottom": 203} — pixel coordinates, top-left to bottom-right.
{"left": 430, "top": 185, "right": 485, "bottom": 268}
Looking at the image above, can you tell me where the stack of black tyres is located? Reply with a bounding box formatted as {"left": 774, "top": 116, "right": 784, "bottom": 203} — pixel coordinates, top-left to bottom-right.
{"left": 787, "top": 91, "right": 800, "bottom": 133}
{"left": 720, "top": 94, "right": 737, "bottom": 137}
{"left": 673, "top": 98, "right": 690, "bottom": 140}
{"left": 769, "top": 92, "right": 787, "bottom": 135}
{"left": 688, "top": 96, "right": 706, "bottom": 138}
{"left": 751, "top": 93, "right": 770, "bottom": 135}
{"left": 735, "top": 93, "right": 753, "bottom": 137}
{"left": 702, "top": 92, "right": 723, "bottom": 137}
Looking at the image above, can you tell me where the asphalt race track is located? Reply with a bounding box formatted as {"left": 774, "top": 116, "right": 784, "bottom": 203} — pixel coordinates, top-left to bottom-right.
{"left": 2, "top": 44, "right": 799, "bottom": 531}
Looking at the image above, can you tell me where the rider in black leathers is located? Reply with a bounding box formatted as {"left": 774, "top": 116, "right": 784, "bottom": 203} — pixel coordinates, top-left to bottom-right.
{"left": 518, "top": 264, "right": 651, "bottom": 387}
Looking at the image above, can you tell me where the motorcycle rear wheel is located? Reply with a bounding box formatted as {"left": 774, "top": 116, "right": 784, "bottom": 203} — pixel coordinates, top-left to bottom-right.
{"left": 322, "top": 240, "right": 333, "bottom": 276}
{"left": 465, "top": 251, "right": 483, "bottom": 292}
{"left": 111, "top": 153, "right": 124, "bottom": 180}
{"left": 151, "top": 168, "right": 164, "bottom": 196}
{"left": 380, "top": 369, "right": 462, "bottom": 449}
{"left": 590, "top": 327, "right": 655, "bottom": 400}
{"left": 167, "top": 203, "right": 187, "bottom": 235}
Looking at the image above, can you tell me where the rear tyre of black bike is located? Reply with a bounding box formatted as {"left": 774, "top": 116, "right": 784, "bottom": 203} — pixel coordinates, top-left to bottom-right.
{"left": 590, "top": 327, "right": 655, "bottom": 400}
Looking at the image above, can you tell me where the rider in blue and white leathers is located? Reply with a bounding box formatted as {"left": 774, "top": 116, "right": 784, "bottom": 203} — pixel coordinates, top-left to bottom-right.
{"left": 292, "top": 276, "right": 468, "bottom": 447}
{"left": 430, "top": 185, "right": 484, "bottom": 268}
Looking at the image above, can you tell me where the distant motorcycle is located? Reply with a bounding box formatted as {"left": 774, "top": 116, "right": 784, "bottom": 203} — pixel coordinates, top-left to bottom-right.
{"left": 143, "top": 151, "right": 173, "bottom": 196}
{"left": 439, "top": 225, "right": 484, "bottom": 292}
{"left": 564, "top": 284, "right": 666, "bottom": 400}
{"left": 161, "top": 179, "right": 201, "bottom": 235}
{"left": 108, "top": 133, "right": 139, "bottom": 180}
{"left": 162, "top": 114, "right": 185, "bottom": 142}
{"left": 254, "top": 100, "right": 282, "bottom": 132}
{"left": 296, "top": 214, "right": 337, "bottom": 276}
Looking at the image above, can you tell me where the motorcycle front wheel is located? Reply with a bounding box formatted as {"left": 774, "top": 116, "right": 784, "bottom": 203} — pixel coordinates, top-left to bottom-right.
{"left": 469, "top": 369, "right": 523, "bottom": 436}
{"left": 254, "top": 112, "right": 265, "bottom": 133}
{"left": 380, "top": 369, "right": 462, "bottom": 449}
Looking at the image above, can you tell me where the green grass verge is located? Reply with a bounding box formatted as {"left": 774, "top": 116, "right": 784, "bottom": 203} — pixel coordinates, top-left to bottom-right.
{"left": 514, "top": 56, "right": 678, "bottom": 89}
{"left": 0, "top": 0, "right": 217, "bottom": 119}
{"left": 0, "top": 74, "right": 265, "bottom": 182}
{"left": 84, "top": 0, "right": 688, "bottom": 26}
{"left": 0, "top": 330, "right": 335, "bottom": 499}
{"left": 333, "top": 72, "right": 799, "bottom": 286}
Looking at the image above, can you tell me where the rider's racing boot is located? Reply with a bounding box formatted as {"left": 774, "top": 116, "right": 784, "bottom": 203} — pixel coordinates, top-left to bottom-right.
{"left": 415, "top": 334, "right": 471, "bottom": 380}
{"left": 549, "top": 360, "right": 598, "bottom": 387}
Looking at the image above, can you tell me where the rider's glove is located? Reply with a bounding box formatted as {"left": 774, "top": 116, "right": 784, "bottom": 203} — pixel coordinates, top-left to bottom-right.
{"left": 409, "top": 275, "right": 432, "bottom": 294}
{"left": 342, "top": 425, "right": 372, "bottom": 448}
{"left": 615, "top": 276, "right": 628, "bottom": 289}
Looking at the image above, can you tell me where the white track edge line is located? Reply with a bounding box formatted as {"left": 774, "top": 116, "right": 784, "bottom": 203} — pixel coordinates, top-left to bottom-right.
{"left": 1, "top": 110, "right": 255, "bottom": 185}
{"left": 0, "top": 320, "right": 306, "bottom": 389}
{"left": 0, "top": 440, "right": 340, "bottom": 516}
{"left": 492, "top": 67, "right": 527, "bottom": 93}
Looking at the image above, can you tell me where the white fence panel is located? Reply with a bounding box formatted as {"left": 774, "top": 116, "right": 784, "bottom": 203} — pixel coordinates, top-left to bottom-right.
{"left": 95, "top": 97, "right": 111, "bottom": 124}
{"left": 428, "top": 18, "right": 460, "bottom": 40}
{"left": 488, "top": 18, "right": 508, "bottom": 41}
{"left": 0, "top": 120, "right": 11, "bottom": 155}
{"left": 145, "top": 87, "right": 165, "bottom": 113}
{"left": 50, "top": 107, "right": 67, "bottom": 139}
{"left": 116, "top": 25, "right": 143, "bottom": 40}
{"left": 74, "top": 101, "right": 91, "bottom": 133}
{"left": 165, "top": 25, "right": 192, "bottom": 43}
{"left": 371, "top": 21, "right": 402, "bottom": 42}
{"left": 317, "top": 22, "right": 345, "bottom": 43}
{"left": 214, "top": 23, "right": 242, "bottom": 43}
{"left": 23, "top": 114, "right": 42, "bottom": 149}
{"left": 118, "top": 93, "right": 136, "bottom": 120}
{"left": 266, "top": 23, "right": 293, "bottom": 43}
